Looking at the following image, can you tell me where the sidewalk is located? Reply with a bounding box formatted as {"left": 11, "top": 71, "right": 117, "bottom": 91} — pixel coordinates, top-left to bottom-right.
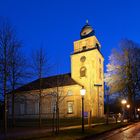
{"left": 0, "top": 123, "right": 104, "bottom": 140}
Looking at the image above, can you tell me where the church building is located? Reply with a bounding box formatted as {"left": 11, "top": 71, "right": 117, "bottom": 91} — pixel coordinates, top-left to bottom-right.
{"left": 8, "top": 21, "right": 104, "bottom": 118}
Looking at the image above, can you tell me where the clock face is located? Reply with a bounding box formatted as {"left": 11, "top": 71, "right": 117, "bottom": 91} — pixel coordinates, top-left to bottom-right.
{"left": 80, "top": 56, "right": 86, "bottom": 62}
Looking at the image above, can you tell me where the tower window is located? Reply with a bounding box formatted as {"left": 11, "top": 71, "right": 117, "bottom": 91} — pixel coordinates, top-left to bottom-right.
{"left": 82, "top": 46, "right": 86, "bottom": 50}
{"left": 80, "top": 66, "right": 86, "bottom": 77}
{"left": 96, "top": 43, "right": 100, "bottom": 50}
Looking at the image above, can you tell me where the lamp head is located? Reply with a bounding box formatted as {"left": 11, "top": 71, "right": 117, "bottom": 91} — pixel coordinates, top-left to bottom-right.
{"left": 126, "top": 104, "right": 130, "bottom": 108}
{"left": 121, "top": 99, "right": 127, "bottom": 105}
{"left": 80, "top": 87, "right": 86, "bottom": 96}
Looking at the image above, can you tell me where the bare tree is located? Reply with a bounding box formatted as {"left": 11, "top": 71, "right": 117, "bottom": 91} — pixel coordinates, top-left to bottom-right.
{"left": 9, "top": 41, "right": 28, "bottom": 127}
{"left": 49, "top": 74, "right": 69, "bottom": 134}
{"left": 0, "top": 19, "right": 28, "bottom": 132}
{"left": 32, "top": 47, "right": 49, "bottom": 127}
{"left": 0, "top": 21, "right": 14, "bottom": 134}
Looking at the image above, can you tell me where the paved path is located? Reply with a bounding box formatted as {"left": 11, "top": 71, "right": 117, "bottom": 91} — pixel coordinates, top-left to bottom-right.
{"left": 0, "top": 122, "right": 104, "bottom": 140}
{"left": 88, "top": 122, "right": 140, "bottom": 140}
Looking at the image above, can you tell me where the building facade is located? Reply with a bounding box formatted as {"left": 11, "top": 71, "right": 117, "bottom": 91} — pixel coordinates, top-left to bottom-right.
{"left": 8, "top": 22, "right": 104, "bottom": 118}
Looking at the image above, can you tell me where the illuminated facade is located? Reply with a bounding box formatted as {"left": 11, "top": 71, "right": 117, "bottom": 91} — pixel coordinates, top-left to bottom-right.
{"left": 8, "top": 22, "right": 104, "bottom": 118}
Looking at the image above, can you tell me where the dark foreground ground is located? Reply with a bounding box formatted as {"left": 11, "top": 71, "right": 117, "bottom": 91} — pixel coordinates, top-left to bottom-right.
{"left": 88, "top": 122, "right": 140, "bottom": 140}
{"left": 0, "top": 117, "right": 138, "bottom": 140}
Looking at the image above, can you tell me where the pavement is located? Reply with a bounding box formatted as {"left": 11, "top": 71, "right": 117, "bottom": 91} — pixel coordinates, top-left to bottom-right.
{"left": 0, "top": 122, "right": 104, "bottom": 140}
{"left": 88, "top": 122, "right": 140, "bottom": 140}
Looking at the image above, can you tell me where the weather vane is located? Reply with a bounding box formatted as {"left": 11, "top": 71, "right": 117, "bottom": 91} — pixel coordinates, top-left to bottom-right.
{"left": 86, "top": 19, "right": 89, "bottom": 24}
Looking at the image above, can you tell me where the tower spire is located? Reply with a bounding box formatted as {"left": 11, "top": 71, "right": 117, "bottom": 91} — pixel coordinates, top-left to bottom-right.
{"left": 86, "top": 19, "right": 89, "bottom": 24}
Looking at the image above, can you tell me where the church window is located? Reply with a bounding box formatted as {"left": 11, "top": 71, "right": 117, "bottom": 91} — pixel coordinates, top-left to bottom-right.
{"left": 20, "top": 103, "right": 25, "bottom": 115}
{"left": 67, "top": 101, "right": 74, "bottom": 114}
{"left": 80, "top": 66, "right": 86, "bottom": 77}
{"left": 35, "top": 102, "right": 39, "bottom": 114}
{"left": 51, "top": 97, "right": 56, "bottom": 113}
{"left": 67, "top": 90, "right": 73, "bottom": 96}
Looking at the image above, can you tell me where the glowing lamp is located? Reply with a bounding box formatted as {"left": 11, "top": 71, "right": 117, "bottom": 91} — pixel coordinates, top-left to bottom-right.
{"left": 80, "top": 87, "right": 86, "bottom": 96}
{"left": 126, "top": 104, "right": 130, "bottom": 108}
{"left": 121, "top": 99, "right": 127, "bottom": 105}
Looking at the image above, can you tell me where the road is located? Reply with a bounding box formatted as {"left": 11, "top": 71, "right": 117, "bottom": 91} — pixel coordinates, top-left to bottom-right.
{"left": 89, "top": 122, "right": 140, "bottom": 140}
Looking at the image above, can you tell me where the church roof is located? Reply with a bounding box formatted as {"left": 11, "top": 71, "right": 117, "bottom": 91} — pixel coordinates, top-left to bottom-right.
{"left": 14, "top": 73, "right": 77, "bottom": 92}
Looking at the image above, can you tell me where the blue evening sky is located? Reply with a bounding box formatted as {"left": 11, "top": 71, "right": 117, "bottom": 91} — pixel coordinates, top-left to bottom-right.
{"left": 0, "top": 0, "right": 140, "bottom": 77}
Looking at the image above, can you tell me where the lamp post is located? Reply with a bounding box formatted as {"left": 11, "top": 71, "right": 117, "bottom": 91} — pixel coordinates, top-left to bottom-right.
{"left": 80, "top": 86, "right": 86, "bottom": 133}
{"left": 94, "top": 84, "right": 102, "bottom": 117}
{"left": 137, "top": 108, "right": 140, "bottom": 120}
{"left": 121, "top": 99, "right": 127, "bottom": 122}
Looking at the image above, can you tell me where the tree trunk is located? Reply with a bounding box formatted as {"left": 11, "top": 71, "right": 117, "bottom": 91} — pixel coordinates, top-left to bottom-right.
{"left": 106, "top": 93, "right": 109, "bottom": 125}
{"left": 4, "top": 43, "right": 7, "bottom": 135}
{"left": 12, "top": 92, "right": 15, "bottom": 127}
{"left": 52, "top": 107, "right": 55, "bottom": 133}
{"left": 39, "top": 91, "right": 42, "bottom": 127}
{"left": 4, "top": 93, "right": 7, "bottom": 135}
{"left": 133, "top": 93, "right": 136, "bottom": 120}
{"left": 55, "top": 101, "right": 59, "bottom": 134}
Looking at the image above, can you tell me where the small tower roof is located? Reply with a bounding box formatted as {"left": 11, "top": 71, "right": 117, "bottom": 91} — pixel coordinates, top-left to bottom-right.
{"left": 80, "top": 20, "right": 95, "bottom": 39}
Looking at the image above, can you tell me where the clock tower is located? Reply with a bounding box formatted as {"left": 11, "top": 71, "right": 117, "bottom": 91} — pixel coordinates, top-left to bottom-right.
{"left": 71, "top": 21, "right": 104, "bottom": 117}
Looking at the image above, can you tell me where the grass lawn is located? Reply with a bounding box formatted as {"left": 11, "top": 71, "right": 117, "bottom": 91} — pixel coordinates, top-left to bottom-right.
{"left": 34, "top": 122, "right": 130, "bottom": 140}
{"left": 7, "top": 117, "right": 110, "bottom": 128}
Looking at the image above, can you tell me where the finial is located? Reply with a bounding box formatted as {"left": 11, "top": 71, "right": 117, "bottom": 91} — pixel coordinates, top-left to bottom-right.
{"left": 86, "top": 19, "right": 89, "bottom": 24}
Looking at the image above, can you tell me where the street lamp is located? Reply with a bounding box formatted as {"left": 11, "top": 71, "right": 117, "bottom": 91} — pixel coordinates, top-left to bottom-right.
{"left": 80, "top": 86, "right": 86, "bottom": 133}
{"left": 126, "top": 104, "right": 130, "bottom": 109}
{"left": 126, "top": 104, "right": 130, "bottom": 122}
{"left": 121, "top": 99, "right": 127, "bottom": 122}
{"left": 121, "top": 99, "right": 127, "bottom": 105}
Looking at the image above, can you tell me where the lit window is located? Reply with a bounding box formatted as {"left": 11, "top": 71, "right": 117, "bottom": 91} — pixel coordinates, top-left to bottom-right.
{"left": 67, "top": 101, "right": 74, "bottom": 114}
{"left": 80, "top": 66, "right": 86, "bottom": 77}
{"left": 67, "top": 90, "right": 73, "bottom": 96}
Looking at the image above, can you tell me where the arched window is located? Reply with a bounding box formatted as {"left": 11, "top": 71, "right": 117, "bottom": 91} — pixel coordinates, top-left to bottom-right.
{"left": 80, "top": 66, "right": 86, "bottom": 77}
